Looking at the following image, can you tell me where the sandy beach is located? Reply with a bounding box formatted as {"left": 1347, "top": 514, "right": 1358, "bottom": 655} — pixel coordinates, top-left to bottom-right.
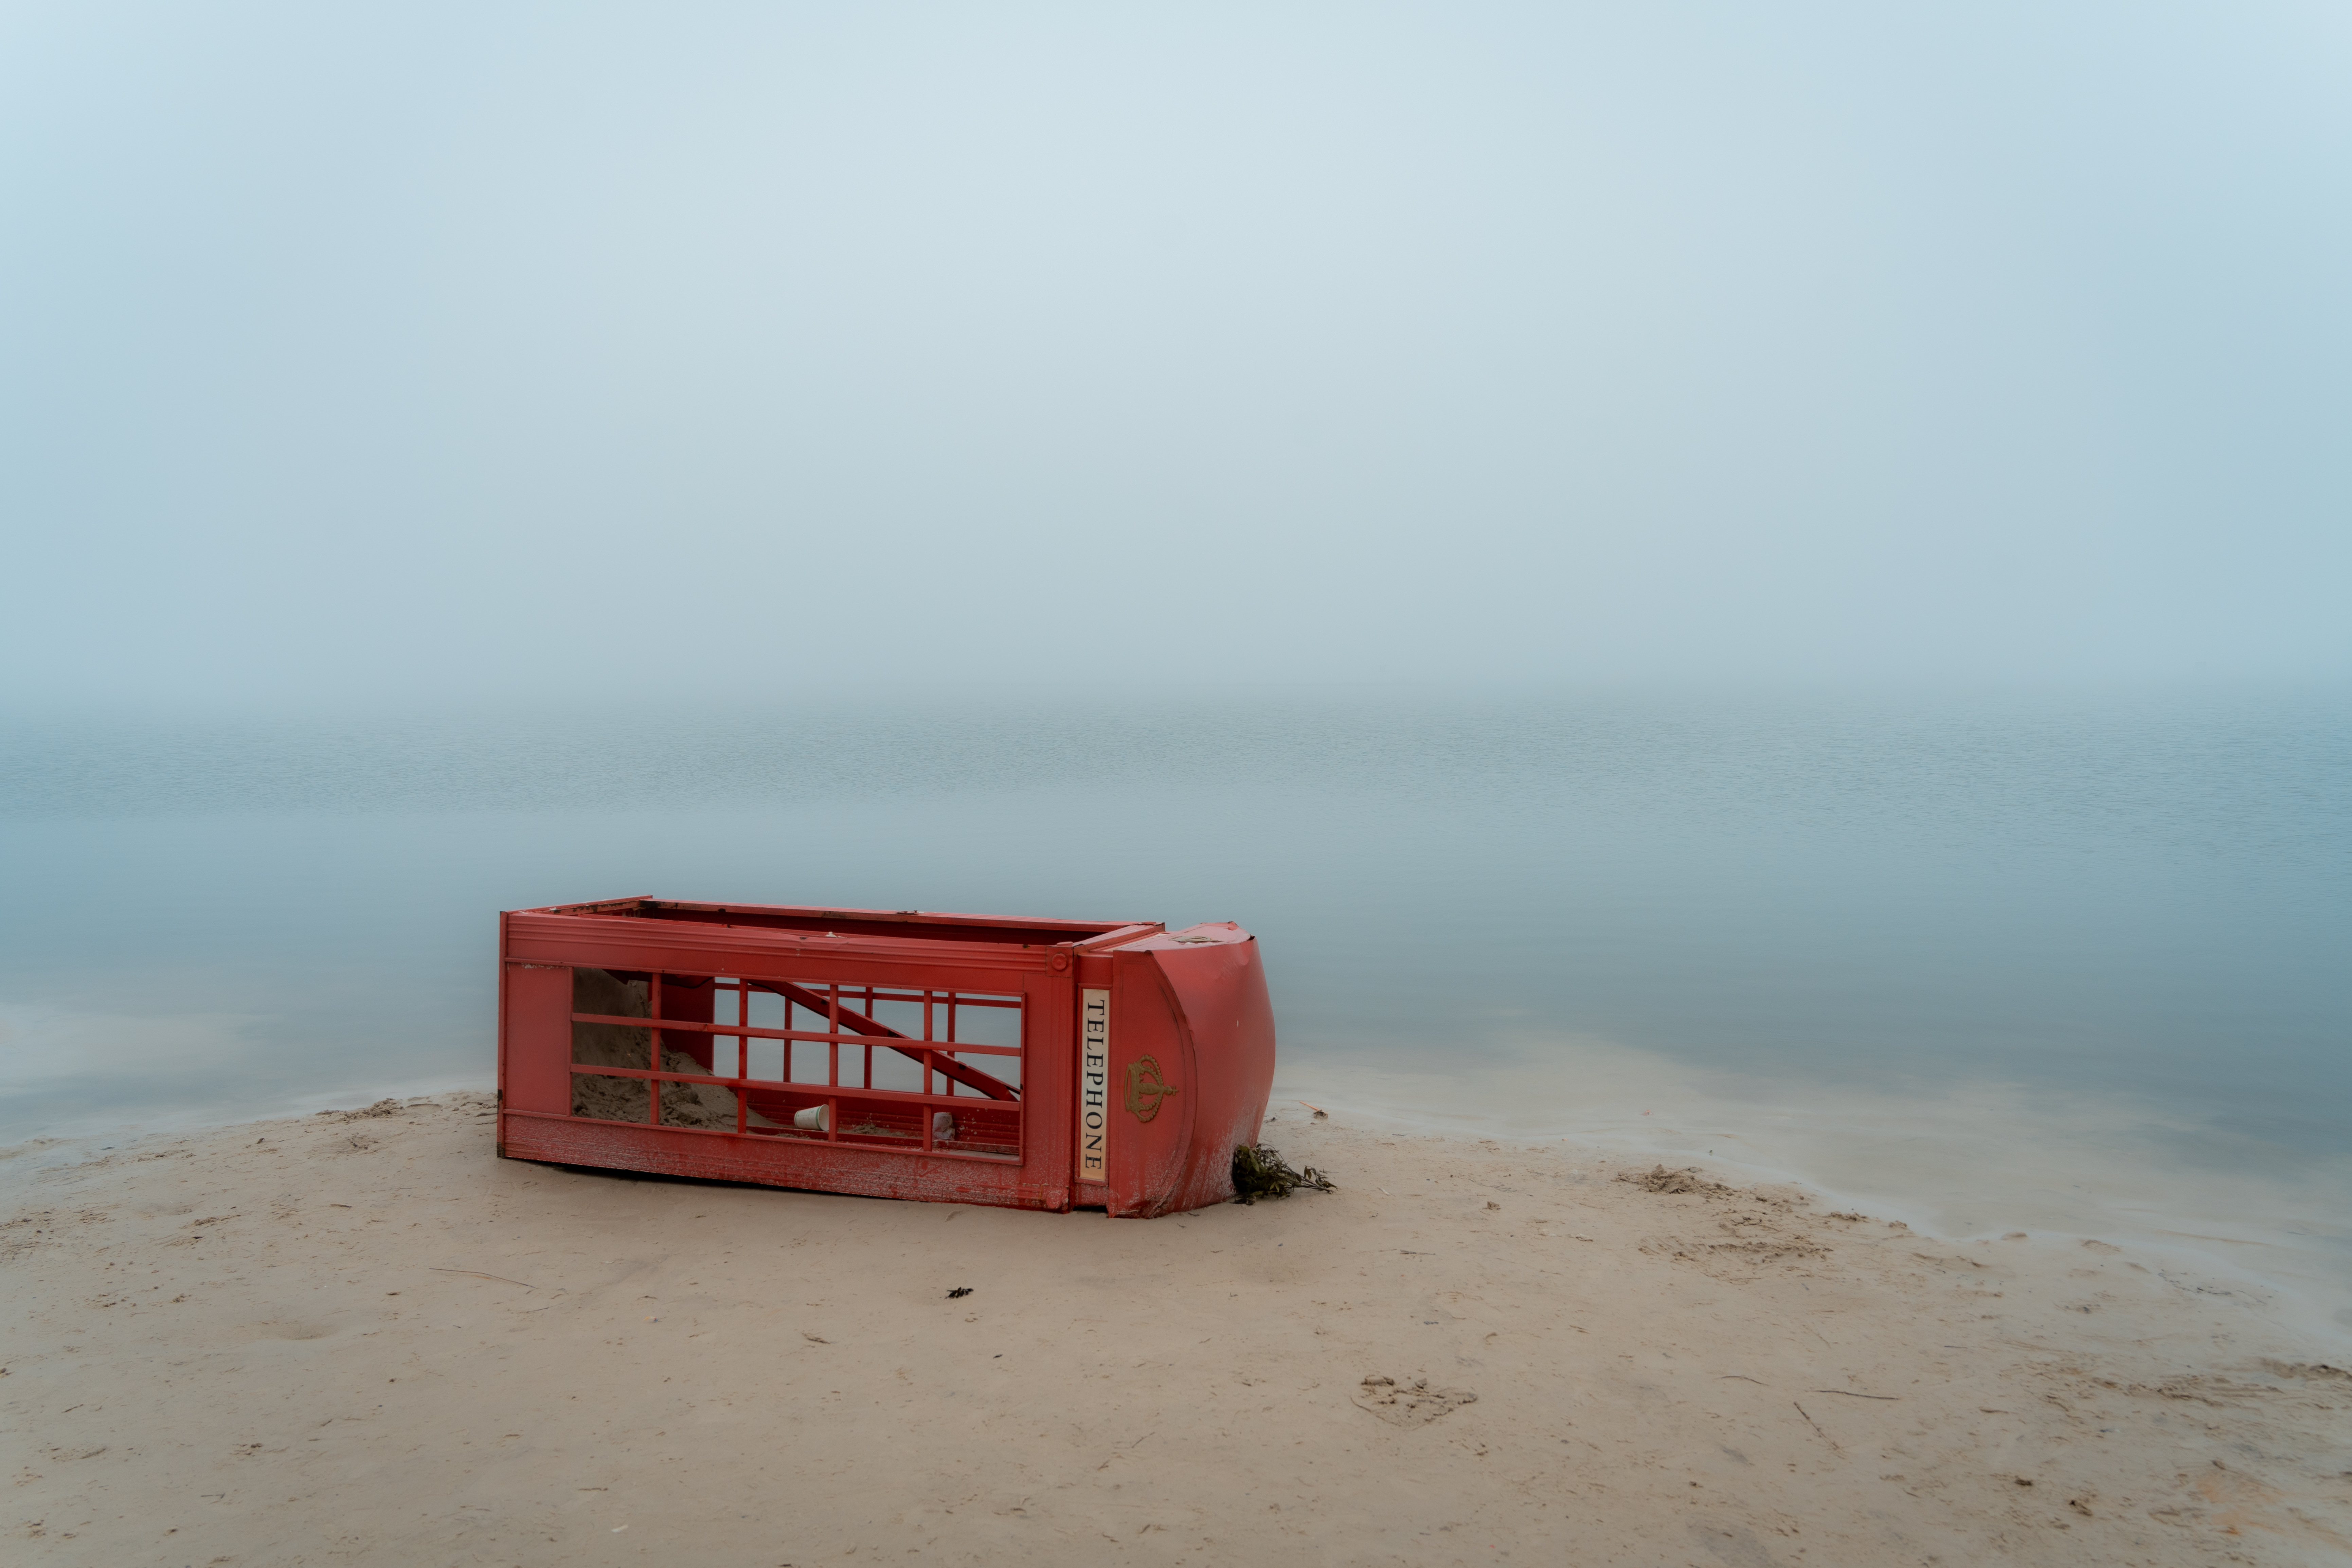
{"left": 6, "top": 1093, "right": 2348, "bottom": 1567}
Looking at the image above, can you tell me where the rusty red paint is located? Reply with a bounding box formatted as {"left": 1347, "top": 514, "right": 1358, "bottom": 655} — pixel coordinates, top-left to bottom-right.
{"left": 495, "top": 898, "right": 1275, "bottom": 1216}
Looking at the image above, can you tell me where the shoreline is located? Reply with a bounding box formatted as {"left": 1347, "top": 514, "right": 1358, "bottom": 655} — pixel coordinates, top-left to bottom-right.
{"left": 14, "top": 1033, "right": 2348, "bottom": 1355}
{"left": 7, "top": 1094, "right": 2349, "bottom": 1565}
{"left": 1274, "top": 1056, "right": 2352, "bottom": 1356}
{"left": 12, "top": 1036, "right": 2348, "bottom": 1352}
{"left": 14, "top": 1053, "right": 2350, "bottom": 1355}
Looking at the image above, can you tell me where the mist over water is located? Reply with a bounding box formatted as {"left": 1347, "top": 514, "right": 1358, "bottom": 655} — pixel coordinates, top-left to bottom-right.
{"left": 3, "top": 687, "right": 2345, "bottom": 1327}
{"left": 5, "top": 6, "right": 2350, "bottom": 709}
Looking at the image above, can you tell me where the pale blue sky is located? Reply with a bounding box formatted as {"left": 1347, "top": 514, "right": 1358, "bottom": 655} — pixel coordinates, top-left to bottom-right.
{"left": 3, "top": 3, "right": 2347, "bottom": 707}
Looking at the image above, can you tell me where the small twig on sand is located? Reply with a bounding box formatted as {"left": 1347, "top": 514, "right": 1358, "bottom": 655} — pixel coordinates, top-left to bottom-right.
{"left": 1095, "top": 1432, "right": 1154, "bottom": 1471}
{"left": 1812, "top": 1389, "right": 1898, "bottom": 1400}
{"left": 430, "top": 1267, "right": 537, "bottom": 1290}
{"left": 1793, "top": 1402, "right": 1841, "bottom": 1452}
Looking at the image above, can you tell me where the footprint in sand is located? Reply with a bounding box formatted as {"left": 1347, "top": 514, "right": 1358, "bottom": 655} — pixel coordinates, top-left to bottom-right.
{"left": 1352, "top": 1375, "right": 1476, "bottom": 1427}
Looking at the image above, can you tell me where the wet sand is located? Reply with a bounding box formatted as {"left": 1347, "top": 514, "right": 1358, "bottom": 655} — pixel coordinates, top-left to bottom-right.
{"left": 5, "top": 1094, "right": 2349, "bottom": 1566}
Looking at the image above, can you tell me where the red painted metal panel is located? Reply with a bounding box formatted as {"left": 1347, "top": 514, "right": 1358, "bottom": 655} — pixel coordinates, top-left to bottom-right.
{"left": 1106, "top": 948, "right": 1193, "bottom": 1216}
{"left": 500, "top": 960, "right": 574, "bottom": 1119}
{"left": 1139, "top": 924, "right": 1278, "bottom": 1215}
{"left": 498, "top": 1112, "right": 1073, "bottom": 1209}
{"left": 1096, "top": 924, "right": 1277, "bottom": 1215}
{"left": 493, "top": 896, "right": 1271, "bottom": 1217}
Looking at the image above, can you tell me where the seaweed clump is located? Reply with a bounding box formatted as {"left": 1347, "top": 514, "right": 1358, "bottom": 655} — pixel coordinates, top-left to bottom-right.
{"left": 1621, "top": 1164, "right": 1727, "bottom": 1196}
{"left": 1232, "top": 1143, "right": 1336, "bottom": 1204}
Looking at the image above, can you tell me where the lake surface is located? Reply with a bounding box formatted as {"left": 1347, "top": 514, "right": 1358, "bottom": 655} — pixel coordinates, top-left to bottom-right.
{"left": 4, "top": 687, "right": 2346, "bottom": 1336}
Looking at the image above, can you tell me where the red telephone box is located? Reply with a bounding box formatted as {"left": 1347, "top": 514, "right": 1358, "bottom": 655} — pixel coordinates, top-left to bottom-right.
{"left": 495, "top": 898, "right": 1276, "bottom": 1216}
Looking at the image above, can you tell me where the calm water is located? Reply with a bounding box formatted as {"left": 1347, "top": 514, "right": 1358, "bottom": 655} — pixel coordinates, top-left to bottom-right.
{"left": 3, "top": 688, "right": 2346, "bottom": 1331}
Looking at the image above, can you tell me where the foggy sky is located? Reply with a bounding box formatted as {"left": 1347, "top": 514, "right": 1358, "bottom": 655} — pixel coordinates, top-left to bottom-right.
{"left": 3, "top": 3, "right": 2347, "bottom": 709}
